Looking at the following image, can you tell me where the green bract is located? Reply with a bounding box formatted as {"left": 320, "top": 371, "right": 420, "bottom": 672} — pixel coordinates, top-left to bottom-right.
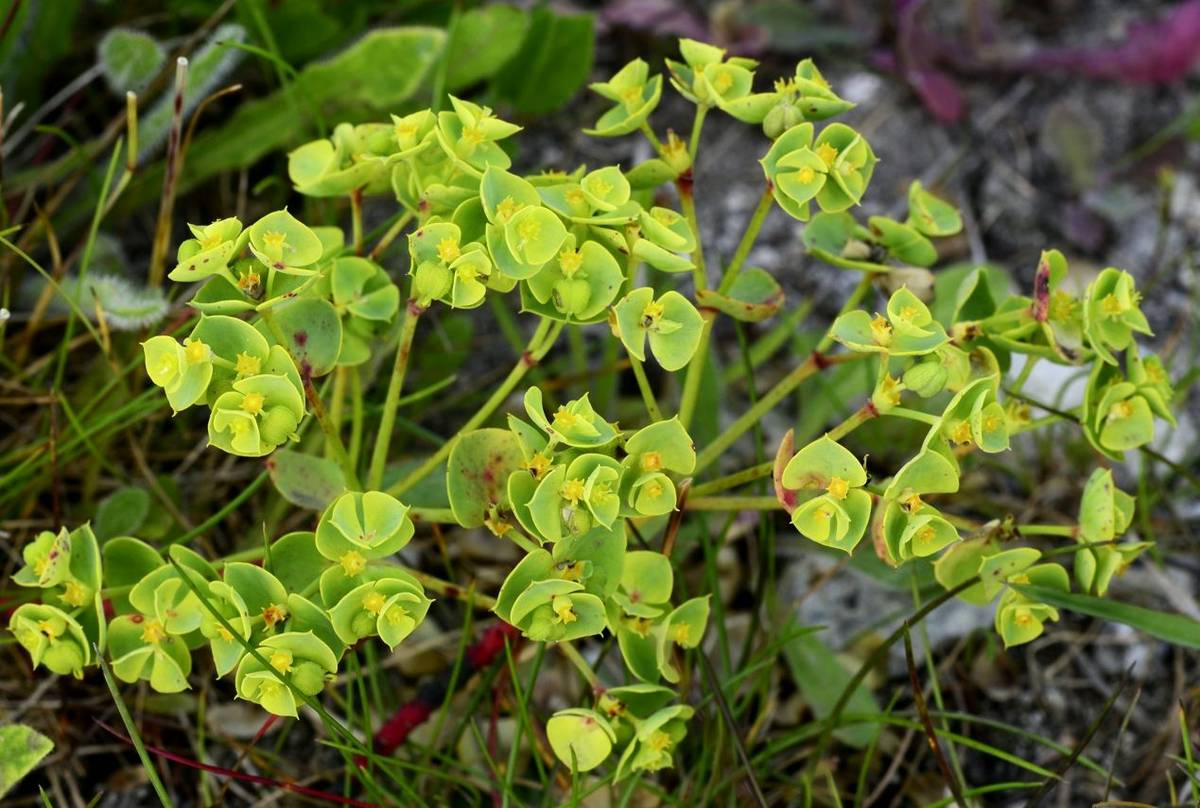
{"left": 208, "top": 374, "right": 305, "bottom": 457}
{"left": 586, "top": 58, "right": 663, "bottom": 137}
{"left": 547, "top": 709, "right": 616, "bottom": 771}
{"left": 613, "top": 288, "right": 703, "bottom": 371}
{"left": 9, "top": 604, "right": 92, "bottom": 678}
{"left": 832, "top": 287, "right": 948, "bottom": 356}
{"left": 316, "top": 491, "right": 415, "bottom": 563}
{"left": 1083, "top": 268, "right": 1151, "bottom": 364}
{"left": 780, "top": 437, "right": 871, "bottom": 553}
{"left": 234, "top": 632, "right": 338, "bottom": 717}
{"left": 1074, "top": 469, "right": 1146, "bottom": 596}
{"left": 435, "top": 95, "right": 521, "bottom": 176}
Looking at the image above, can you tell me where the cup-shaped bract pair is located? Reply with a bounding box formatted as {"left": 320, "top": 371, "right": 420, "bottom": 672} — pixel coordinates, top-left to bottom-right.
{"left": 614, "top": 704, "right": 694, "bottom": 780}
{"left": 632, "top": 206, "right": 696, "bottom": 274}
{"left": 832, "top": 287, "right": 948, "bottom": 357}
{"left": 13, "top": 524, "right": 102, "bottom": 612}
{"left": 479, "top": 167, "right": 569, "bottom": 282}
{"left": 1074, "top": 468, "right": 1147, "bottom": 596}
{"left": 524, "top": 387, "right": 618, "bottom": 450}
{"left": 780, "top": 436, "right": 872, "bottom": 553}
{"left": 434, "top": 95, "right": 521, "bottom": 176}
{"left": 878, "top": 442, "right": 962, "bottom": 564}
{"left": 977, "top": 548, "right": 1070, "bottom": 648}
{"left": 494, "top": 547, "right": 614, "bottom": 643}
{"left": 143, "top": 335, "right": 215, "bottom": 413}
{"left": 234, "top": 631, "right": 338, "bottom": 717}
{"left": 613, "top": 288, "right": 704, "bottom": 372}
{"left": 1081, "top": 353, "right": 1175, "bottom": 459}
{"left": 201, "top": 561, "right": 289, "bottom": 676}
{"left": 315, "top": 491, "right": 416, "bottom": 574}
{"left": 528, "top": 454, "right": 623, "bottom": 541}
{"left": 585, "top": 58, "right": 664, "bottom": 137}
{"left": 620, "top": 418, "right": 696, "bottom": 518}
{"left": 761, "top": 122, "right": 877, "bottom": 220}
{"left": 524, "top": 234, "right": 623, "bottom": 323}
{"left": 761, "top": 59, "right": 855, "bottom": 137}
{"left": 665, "top": 38, "right": 757, "bottom": 109}
{"left": 107, "top": 606, "right": 195, "bottom": 693}
{"left": 170, "top": 217, "right": 246, "bottom": 286}
{"left": 287, "top": 121, "right": 397, "bottom": 197}
{"left": 322, "top": 256, "right": 401, "bottom": 365}
{"left": 246, "top": 209, "right": 325, "bottom": 278}
{"left": 1083, "top": 268, "right": 1152, "bottom": 365}
{"left": 209, "top": 374, "right": 305, "bottom": 457}
{"left": 9, "top": 603, "right": 93, "bottom": 678}
{"left": 329, "top": 569, "right": 431, "bottom": 650}
{"left": 409, "top": 221, "right": 494, "bottom": 309}
{"left": 936, "top": 376, "right": 1010, "bottom": 453}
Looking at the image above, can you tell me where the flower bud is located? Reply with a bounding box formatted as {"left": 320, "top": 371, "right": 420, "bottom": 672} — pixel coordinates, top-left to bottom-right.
{"left": 413, "top": 259, "right": 452, "bottom": 304}
{"left": 260, "top": 406, "right": 300, "bottom": 447}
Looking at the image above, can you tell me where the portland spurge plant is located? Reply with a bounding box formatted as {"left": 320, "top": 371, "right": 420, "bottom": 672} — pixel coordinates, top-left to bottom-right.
{"left": 9, "top": 36, "right": 1182, "bottom": 788}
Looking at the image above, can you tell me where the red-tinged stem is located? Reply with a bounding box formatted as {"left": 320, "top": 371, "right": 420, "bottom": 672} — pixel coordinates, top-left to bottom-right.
{"left": 95, "top": 720, "right": 377, "bottom": 808}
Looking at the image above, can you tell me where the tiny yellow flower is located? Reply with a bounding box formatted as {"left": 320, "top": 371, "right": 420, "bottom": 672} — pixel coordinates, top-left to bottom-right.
{"left": 141, "top": 620, "right": 167, "bottom": 644}
{"left": 436, "top": 238, "right": 461, "bottom": 264}
{"left": 240, "top": 393, "right": 265, "bottom": 415}
{"left": 184, "top": 339, "right": 209, "bottom": 364}
{"left": 826, "top": 476, "right": 850, "bottom": 500}
{"left": 816, "top": 142, "right": 838, "bottom": 167}
{"left": 339, "top": 550, "right": 366, "bottom": 577}
{"left": 269, "top": 650, "right": 293, "bottom": 673}
{"left": 362, "top": 592, "right": 387, "bottom": 615}
{"left": 235, "top": 352, "right": 261, "bottom": 376}
{"left": 560, "top": 478, "right": 586, "bottom": 504}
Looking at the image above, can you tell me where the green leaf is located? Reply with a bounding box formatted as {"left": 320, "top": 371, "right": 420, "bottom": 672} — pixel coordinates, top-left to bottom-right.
{"left": 266, "top": 296, "right": 342, "bottom": 377}
{"left": 1017, "top": 586, "right": 1200, "bottom": 650}
{"left": 444, "top": 4, "right": 530, "bottom": 91}
{"left": 781, "top": 627, "right": 878, "bottom": 747}
{"left": 447, "top": 429, "right": 525, "bottom": 528}
{"left": 98, "top": 28, "right": 165, "bottom": 94}
{"left": 492, "top": 8, "right": 594, "bottom": 116}
{"left": 695, "top": 267, "right": 785, "bottom": 322}
{"left": 267, "top": 448, "right": 347, "bottom": 511}
{"left": 907, "top": 181, "right": 962, "bottom": 237}
{"left": 94, "top": 486, "right": 152, "bottom": 539}
{"left": 0, "top": 723, "right": 54, "bottom": 797}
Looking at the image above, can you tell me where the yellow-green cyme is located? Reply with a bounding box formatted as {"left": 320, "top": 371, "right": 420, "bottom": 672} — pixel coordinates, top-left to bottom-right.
{"left": 780, "top": 436, "right": 872, "bottom": 553}
{"left": 9, "top": 604, "right": 92, "bottom": 678}
{"left": 434, "top": 95, "right": 521, "bottom": 176}
{"left": 208, "top": 373, "right": 305, "bottom": 457}
{"left": 287, "top": 121, "right": 397, "bottom": 198}
{"left": 1074, "top": 468, "right": 1148, "bottom": 596}
{"left": 761, "top": 59, "right": 854, "bottom": 137}
{"left": 523, "top": 387, "right": 617, "bottom": 449}
{"left": 1082, "top": 267, "right": 1151, "bottom": 365}
{"left": 107, "top": 612, "right": 193, "bottom": 692}
{"left": 528, "top": 454, "right": 623, "bottom": 541}
{"left": 614, "top": 704, "right": 694, "bottom": 780}
{"left": 169, "top": 217, "right": 245, "bottom": 285}
{"left": 1081, "top": 355, "right": 1172, "bottom": 459}
{"left": 879, "top": 442, "right": 962, "bottom": 564}
{"left": 315, "top": 491, "right": 415, "bottom": 562}
{"left": 761, "top": 121, "right": 877, "bottom": 220}
{"left": 936, "top": 376, "right": 1010, "bottom": 454}
{"left": 832, "top": 286, "right": 948, "bottom": 357}
{"left": 613, "top": 287, "right": 704, "bottom": 372}
{"left": 585, "top": 58, "right": 663, "bottom": 137}
{"left": 234, "top": 631, "right": 338, "bottom": 718}
{"left": 633, "top": 206, "right": 697, "bottom": 273}
{"left": 507, "top": 579, "right": 606, "bottom": 642}
{"left": 524, "top": 236, "right": 624, "bottom": 323}
{"left": 328, "top": 573, "right": 431, "bottom": 650}
{"left": 143, "top": 335, "right": 214, "bottom": 413}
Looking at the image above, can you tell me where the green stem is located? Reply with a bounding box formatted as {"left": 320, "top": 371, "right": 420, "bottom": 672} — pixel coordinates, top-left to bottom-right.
{"left": 716, "top": 184, "right": 774, "bottom": 296}
{"left": 1019, "top": 524, "right": 1077, "bottom": 538}
{"left": 368, "top": 211, "right": 414, "bottom": 261}
{"left": 640, "top": 122, "right": 665, "bottom": 155}
{"left": 677, "top": 311, "right": 713, "bottom": 430}
{"left": 688, "top": 105, "right": 708, "bottom": 160}
{"left": 1009, "top": 355, "right": 1039, "bottom": 396}
{"left": 827, "top": 403, "right": 880, "bottom": 441}
{"left": 685, "top": 495, "right": 780, "bottom": 511}
{"left": 409, "top": 506, "right": 456, "bottom": 524}
{"left": 628, "top": 351, "right": 663, "bottom": 422}
{"left": 386, "top": 318, "right": 560, "bottom": 497}
{"left": 679, "top": 190, "right": 707, "bottom": 294}
{"left": 558, "top": 641, "right": 600, "bottom": 689}
{"left": 690, "top": 461, "right": 774, "bottom": 496}
{"left": 367, "top": 300, "right": 424, "bottom": 491}
{"left": 350, "top": 188, "right": 364, "bottom": 255}
{"left": 888, "top": 406, "right": 941, "bottom": 427}
{"left": 260, "top": 307, "right": 360, "bottom": 489}
{"left": 695, "top": 352, "right": 867, "bottom": 473}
